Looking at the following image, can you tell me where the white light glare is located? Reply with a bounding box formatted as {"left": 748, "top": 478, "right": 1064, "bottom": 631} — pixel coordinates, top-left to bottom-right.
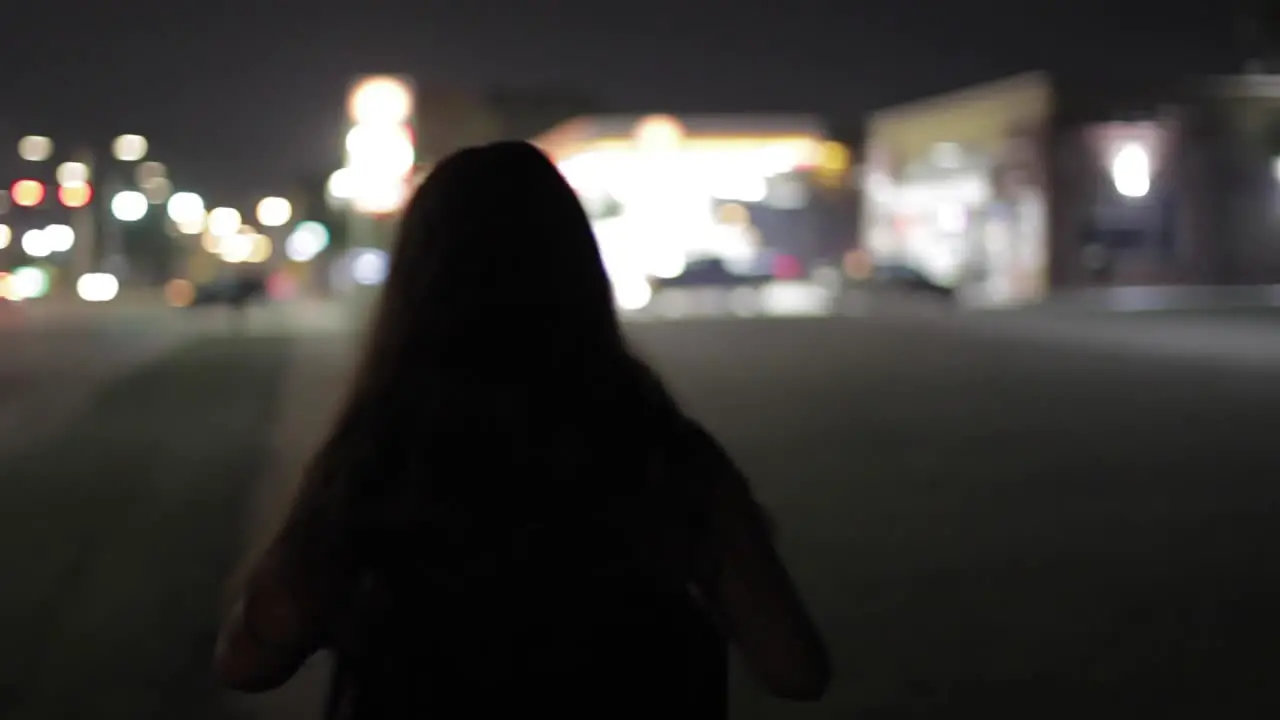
{"left": 350, "top": 248, "right": 389, "bottom": 285}
{"left": 255, "top": 196, "right": 292, "bottom": 227}
{"left": 43, "top": 224, "right": 74, "bottom": 252}
{"left": 18, "top": 136, "right": 53, "bottom": 162}
{"left": 348, "top": 76, "right": 414, "bottom": 125}
{"left": 56, "top": 162, "right": 90, "bottom": 186}
{"left": 110, "top": 190, "right": 149, "bottom": 221}
{"left": 76, "top": 273, "right": 120, "bottom": 302}
{"left": 1111, "top": 143, "right": 1151, "bottom": 198}
{"left": 207, "top": 207, "right": 243, "bottom": 237}
{"left": 0, "top": 224, "right": 10, "bottom": 249}
{"left": 112, "top": 134, "right": 148, "bottom": 162}
{"left": 21, "top": 229, "right": 50, "bottom": 257}
{"left": 285, "top": 221, "right": 330, "bottom": 262}
{"left": 166, "top": 192, "right": 205, "bottom": 224}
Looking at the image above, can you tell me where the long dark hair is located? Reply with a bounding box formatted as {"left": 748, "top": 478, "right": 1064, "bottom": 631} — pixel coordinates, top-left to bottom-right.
{"left": 263, "top": 142, "right": 688, "bottom": 598}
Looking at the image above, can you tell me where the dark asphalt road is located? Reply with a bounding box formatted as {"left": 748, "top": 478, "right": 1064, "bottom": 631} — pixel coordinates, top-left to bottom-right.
{"left": 5, "top": 312, "right": 1280, "bottom": 718}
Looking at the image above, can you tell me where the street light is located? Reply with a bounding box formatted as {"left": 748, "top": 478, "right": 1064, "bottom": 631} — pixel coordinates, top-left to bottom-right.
{"left": 56, "top": 162, "right": 90, "bottom": 186}
{"left": 255, "top": 196, "right": 292, "bottom": 227}
{"left": 285, "top": 221, "right": 330, "bottom": 262}
{"left": 112, "top": 134, "right": 148, "bottom": 162}
{"left": 207, "top": 207, "right": 242, "bottom": 237}
{"left": 166, "top": 192, "right": 205, "bottom": 225}
{"left": 0, "top": 224, "right": 11, "bottom": 249}
{"left": 18, "top": 136, "right": 53, "bottom": 161}
{"left": 21, "top": 229, "right": 50, "bottom": 257}
{"left": 110, "top": 190, "right": 148, "bottom": 221}
{"left": 348, "top": 76, "right": 414, "bottom": 125}
{"left": 43, "top": 224, "right": 74, "bottom": 252}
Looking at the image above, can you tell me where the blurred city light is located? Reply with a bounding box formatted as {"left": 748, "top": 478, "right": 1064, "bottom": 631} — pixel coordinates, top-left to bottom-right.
{"left": 0, "top": 224, "right": 10, "bottom": 249}
{"left": 56, "top": 161, "right": 90, "bottom": 186}
{"left": 326, "top": 168, "right": 357, "bottom": 203}
{"left": 349, "top": 247, "right": 389, "bottom": 285}
{"left": 143, "top": 177, "right": 172, "bottom": 204}
{"left": 43, "top": 223, "right": 74, "bottom": 252}
{"left": 200, "top": 231, "right": 223, "bottom": 254}
{"left": 207, "top": 207, "right": 242, "bottom": 237}
{"left": 76, "top": 272, "right": 119, "bottom": 302}
{"left": 21, "top": 229, "right": 50, "bottom": 257}
{"left": 10, "top": 266, "right": 49, "bottom": 299}
{"left": 164, "top": 278, "right": 195, "bottom": 307}
{"left": 219, "top": 228, "right": 255, "bottom": 263}
{"left": 110, "top": 190, "right": 148, "bottom": 221}
{"left": 1112, "top": 143, "right": 1151, "bottom": 198}
{"left": 246, "top": 234, "right": 273, "bottom": 263}
{"left": 18, "top": 136, "right": 53, "bottom": 162}
{"left": 0, "top": 272, "right": 10, "bottom": 300}
{"left": 348, "top": 76, "right": 414, "bottom": 124}
{"left": 614, "top": 275, "right": 654, "bottom": 311}
{"left": 11, "top": 179, "right": 45, "bottom": 207}
{"left": 350, "top": 176, "right": 409, "bottom": 215}
{"left": 166, "top": 192, "right": 205, "bottom": 224}
{"left": 255, "top": 196, "right": 292, "bottom": 227}
{"left": 58, "top": 183, "right": 93, "bottom": 208}
{"left": 112, "top": 134, "right": 148, "bottom": 162}
{"left": 136, "top": 161, "right": 167, "bottom": 184}
{"left": 345, "top": 125, "right": 416, "bottom": 177}
{"left": 285, "top": 221, "right": 330, "bottom": 262}
{"left": 176, "top": 216, "right": 205, "bottom": 235}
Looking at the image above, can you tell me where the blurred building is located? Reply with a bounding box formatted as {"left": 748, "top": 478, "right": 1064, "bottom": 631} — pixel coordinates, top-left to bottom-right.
{"left": 533, "top": 113, "right": 856, "bottom": 299}
{"left": 860, "top": 70, "right": 1280, "bottom": 307}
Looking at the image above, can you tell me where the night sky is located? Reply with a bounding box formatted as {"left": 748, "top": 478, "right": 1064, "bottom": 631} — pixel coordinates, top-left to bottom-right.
{"left": 0, "top": 1, "right": 1246, "bottom": 207}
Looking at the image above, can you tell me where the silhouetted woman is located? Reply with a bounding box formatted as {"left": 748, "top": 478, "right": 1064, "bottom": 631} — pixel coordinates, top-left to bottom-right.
{"left": 215, "top": 141, "right": 830, "bottom": 717}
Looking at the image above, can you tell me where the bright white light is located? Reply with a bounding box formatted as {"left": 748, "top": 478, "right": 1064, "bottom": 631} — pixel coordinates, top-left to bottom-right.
{"left": 350, "top": 248, "right": 389, "bottom": 285}
{"left": 176, "top": 217, "right": 205, "bottom": 235}
{"left": 255, "top": 196, "right": 292, "bottom": 227}
{"left": 285, "top": 221, "right": 330, "bottom": 262}
{"left": 18, "top": 136, "right": 53, "bottom": 162}
{"left": 219, "top": 231, "right": 255, "bottom": 263}
{"left": 43, "top": 223, "right": 74, "bottom": 252}
{"left": 76, "top": 273, "right": 119, "bottom": 302}
{"left": 613, "top": 275, "right": 653, "bottom": 311}
{"left": 166, "top": 192, "right": 205, "bottom": 224}
{"left": 351, "top": 175, "right": 409, "bottom": 215}
{"left": 55, "top": 162, "right": 89, "bottom": 186}
{"left": 348, "top": 76, "right": 414, "bottom": 124}
{"left": 21, "top": 229, "right": 50, "bottom": 257}
{"left": 110, "top": 190, "right": 148, "bottom": 221}
{"left": 326, "top": 168, "right": 357, "bottom": 201}
{"left": 112, "top": 134, "right": 148, "bottom": 162}
{"left": 207, "top": 207, "right": 242, "bottom": 237}
{"left": 1111, "top": 143, "right": 1151, "bottom": 198}
{"left": 0, "top": 224, "right": 10, "bottom": 250}
{"left": 10, "top": 266, "right": 48, "bottom": 299}
{"left": 345, "top": 124, "right": 416, "bottom": 177}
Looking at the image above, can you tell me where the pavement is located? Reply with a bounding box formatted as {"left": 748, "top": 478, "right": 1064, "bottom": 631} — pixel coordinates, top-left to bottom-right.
{"left": 6, "top": 310, "right": 1280, "bottom": 716}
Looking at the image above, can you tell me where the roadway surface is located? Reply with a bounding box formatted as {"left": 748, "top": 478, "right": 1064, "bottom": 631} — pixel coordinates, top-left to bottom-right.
{"left": 230, "top": 309, "right": 1280, "bottom": 718}
{"left": 5, "top": 305, "right": 1280, "bottom": 717}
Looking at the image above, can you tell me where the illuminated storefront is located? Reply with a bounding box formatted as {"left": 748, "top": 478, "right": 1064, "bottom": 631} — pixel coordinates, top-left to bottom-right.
{"left": 534, "top": 114, "right": 853, "bottom": 309}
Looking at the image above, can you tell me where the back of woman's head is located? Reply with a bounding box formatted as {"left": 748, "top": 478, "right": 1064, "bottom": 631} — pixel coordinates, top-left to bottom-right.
{"left": 363, "top": 141, "right": 622, "bottom": 383}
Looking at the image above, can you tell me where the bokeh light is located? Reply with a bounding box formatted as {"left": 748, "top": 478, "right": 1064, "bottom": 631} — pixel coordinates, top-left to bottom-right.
{"left": 166, "top": 192, "right": 205, "bottom": 225}
{"left": 58, "top": 183, "right": 93, "bottom": 208}
{"left": 219, "top": 230, "right": 255, "bottom": 263}
{"left": 43, "top": 224, "right": 74, "bottom": 252}
{"left": 285, "top": 221, "right": 330, "bottom": 262}
{"left": 246, "top": 234, "right": 273, "bottom": 263}
{"left": 0, "top": 224, "right": 10, "bottom": 249}
{"left": 110, "top": 190, "right": 148, "bottom": 221}
{"left": 21, "top": 229, "right": 50, "bottom": 257}
{"left": 207, "top": 207, "right": 242, "bottom": 237}
{"left": 10, "top": 266, "right": 50, "bottom": 300}
{"left": 76, "top": 273, "right": 119, "bottom": 302}
{"left": 56, "top": 161, "right": 90, "bottom": 186}
{"left": 255, "top": 196, "right": 292, "bottom": 227}
{"left": 136, "top": 161, "right": 167, "bottom": 185}
{"left": 12, "top": 179, "right": 45, "bottom": 207}
{"left": 345, "top": 124, "right": 416, "bottom": 177}
{"left": 18, "top": 136, "right": 53, "bottom": 162}
{"left": 142, "top": 177, "right": 172, "bottom": 204}
{"left": 112, "top": 134, "right": 148, "bottom": 162}
{"left": 164, "top": 278, "right": 195, "bottom": 307}
{"left": 348, "top": 76, "right": 414, "bottom": 124}
{"left": 326, "top": 168, "right": 357, "bottom": 202}
{"left": 350, "top": 248, "right": 389, "bottom": 285}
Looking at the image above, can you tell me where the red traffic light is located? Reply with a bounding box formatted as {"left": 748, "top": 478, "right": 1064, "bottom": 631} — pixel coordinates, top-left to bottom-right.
{"left": 58, "top": 183, "right": 93, "bottom": 208}
{"left": 11, "top": 179, "right": 45, "bottom": 207}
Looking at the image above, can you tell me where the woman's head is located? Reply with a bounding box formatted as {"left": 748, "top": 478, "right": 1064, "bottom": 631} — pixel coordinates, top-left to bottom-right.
{"left": 362, "top": 141, "right": 622, "bottom": 380}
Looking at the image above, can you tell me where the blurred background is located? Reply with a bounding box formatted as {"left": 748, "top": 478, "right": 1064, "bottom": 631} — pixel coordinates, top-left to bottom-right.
{"left": 3, "top": 1, "right": 1280, "bottom": 718}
